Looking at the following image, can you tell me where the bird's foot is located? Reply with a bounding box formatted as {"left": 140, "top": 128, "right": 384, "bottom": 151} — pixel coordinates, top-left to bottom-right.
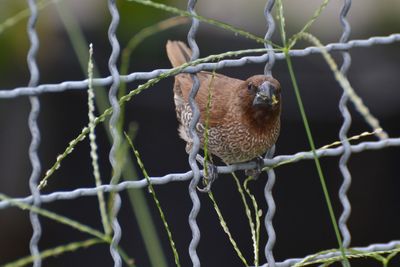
{"left": 245, "top": 156, "right": 264, "bottom": 179}
{"left": 198, "top": 163, "right": 218, "bottom": 193}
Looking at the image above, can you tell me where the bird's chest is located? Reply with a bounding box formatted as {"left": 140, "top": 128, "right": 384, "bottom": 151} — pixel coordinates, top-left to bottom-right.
{"left": 178, "top": 104, "right": 280, "bottom": 164}
{"left": 198, "top": 120, "right": 279, "bottom": 164}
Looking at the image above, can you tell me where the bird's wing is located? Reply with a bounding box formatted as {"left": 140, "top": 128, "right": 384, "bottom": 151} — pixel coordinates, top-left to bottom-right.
{"left": 175, "top": 71, "right": 243, "bottom": 126}
{"left": 166, "top": 40, "right": 244, "bottom": 126}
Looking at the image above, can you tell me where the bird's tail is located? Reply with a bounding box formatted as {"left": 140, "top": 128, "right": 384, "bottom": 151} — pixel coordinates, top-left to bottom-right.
{"left": 166, "top": 40, "right": 192, "bottom": 67}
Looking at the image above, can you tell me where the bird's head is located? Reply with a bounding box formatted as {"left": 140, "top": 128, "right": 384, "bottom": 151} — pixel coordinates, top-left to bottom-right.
{"left": 245, "top": 75, "right": 281, "bottom": 111}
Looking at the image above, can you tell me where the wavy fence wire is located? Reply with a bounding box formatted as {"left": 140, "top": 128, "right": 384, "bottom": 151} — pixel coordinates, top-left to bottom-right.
{"left": 1, "top": 0, "right": 400, "bottom": 266}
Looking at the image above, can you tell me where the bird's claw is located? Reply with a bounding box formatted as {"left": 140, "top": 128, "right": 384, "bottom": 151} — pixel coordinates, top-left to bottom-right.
{"left": 245, "top": 156, "right": 264, "bottom": 179}
{"left": 197, "top": 163, "right": 218, "bottom": 193}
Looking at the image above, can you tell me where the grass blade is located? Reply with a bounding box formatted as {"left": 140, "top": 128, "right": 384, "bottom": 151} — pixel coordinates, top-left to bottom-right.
{"left": 124, "top": 133, "right": 181, "bottom": 267}
{"left": 3, "top": 238, "right": 105, "bottom": 267}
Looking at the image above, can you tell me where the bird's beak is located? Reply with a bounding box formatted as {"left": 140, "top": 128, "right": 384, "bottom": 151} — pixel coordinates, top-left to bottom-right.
{"left": 252, "top": 81, "right": 278, "bottom": 108}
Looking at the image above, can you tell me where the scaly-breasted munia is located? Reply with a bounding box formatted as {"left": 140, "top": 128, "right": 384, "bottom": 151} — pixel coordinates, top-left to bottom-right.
{"left": 166, "top": 40, "right": 281, "bottom": 168}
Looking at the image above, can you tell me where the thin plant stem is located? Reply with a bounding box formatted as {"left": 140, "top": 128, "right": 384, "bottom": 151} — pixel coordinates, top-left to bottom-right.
{"left": 127, "top": 0, "right": 282, "bottom": 49}
{"left": 0, "top": 194, "right": 136, "bottom": 266}
{"left": 299, "top": 32, "right": 388, "bottom": 139}
{"left": 243, "top": 176, "right": 261, "bottom": 266}
{"left": 295, "top": 248, "right": 338, "bottom": 266}
{"left": 124, "top": 133, "right": 181, "bottom": 267}
{"left": 262, "top": 129, "right": 382, "bottom": 171}
{"left": 208, "top": 191, "right": 249, "bottom": 266}
{"left": 276, "top": 0, "right": 287, "bottom": 46}
{"left": 202, "top": 70, "right": 216, "bottom": 180}
{"left": 88, "top": 44, "right": 112, "bottom": 236}
{"left": 293, "top": 247, "right": 400, "bottom": 267}
{"left": 285, "top": 53, "right": 350, "bottom": 267}
{"left": 3, "top": 238, "right": 136, "bottom": 267}
{"left": 383, "top": 250, "right": 399, "bottom": 267}
{"left": 0, "top": 193, "right": 106, "bottom": 240}
{"left": 231, "top": 173, "right": 257, "bottom": 266}
{"left": 288, "top": 0, "right": 330, "bottom": 48}
{"left": 275, "top": 0, "right": 349, "bottom": 266}
{"left": 3, "top": 238, "right": 105, "bottom": 267}
{"left": 0, "top": 0, "right": 55, "bottom": 35}
{"left": 123, "top": 123, "right": 169, "bottom": 267}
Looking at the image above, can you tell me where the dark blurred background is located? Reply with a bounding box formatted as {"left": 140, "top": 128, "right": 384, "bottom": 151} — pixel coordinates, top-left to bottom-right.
{"left": 0, "top": 0, "right": 399, "bottom": 266}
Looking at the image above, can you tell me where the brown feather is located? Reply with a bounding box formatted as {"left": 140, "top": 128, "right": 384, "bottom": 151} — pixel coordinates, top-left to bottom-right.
{"left": 166, "top": 40, "right": 192, "bottom": 67}
{"left": 239, "top": 75, "right": 282, "bottom": 133}
{"left": 166, "top": 40, "right": 282, "bottom": 164}
{"left": 175, "top": 72, "right": 243, "bottom": 126}
{"left": 167, "top": 40, "right": 243, "bottom": 126}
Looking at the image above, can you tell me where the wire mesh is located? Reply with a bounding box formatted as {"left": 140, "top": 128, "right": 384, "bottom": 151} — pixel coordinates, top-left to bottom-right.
{"left": 106, "top": 0, "right": 123, "bottom": 266}
{"left": 263, "top": 1, "right": 277, "bottom": 265}
{"left": 337, "top": 0, "right": 352, "bottom": 250}
{"left": 186, "top": 1, "right": 202, "bottom": 266}
{"left": 26, "top": 1, "right": 42, "bottom": 266}
{"left": 0, "top": 0, "right": 400, "bottom": 266}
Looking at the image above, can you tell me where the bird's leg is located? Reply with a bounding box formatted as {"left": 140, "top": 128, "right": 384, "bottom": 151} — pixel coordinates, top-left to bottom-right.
{"left": 198, "top": 163, "right": 218, "bottom": 193}
{"left": 185, "top": 141, "right": 193, "bottom": 154}
{"left": 195, "top": 154, "right": 218, "bottom": 193}
{"left": 245, "top": 146, "right": 275, "bottom": 179}
{"left": 244, "top": 156, "right": 264, "bottom": 179}
{"left": 185, "top": 142, "right": 219, "bottom": 192}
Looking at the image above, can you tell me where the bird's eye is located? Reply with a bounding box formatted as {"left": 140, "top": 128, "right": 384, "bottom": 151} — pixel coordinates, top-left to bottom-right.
{"left": 247, "top": 83, "right": 255, "bottom": 91}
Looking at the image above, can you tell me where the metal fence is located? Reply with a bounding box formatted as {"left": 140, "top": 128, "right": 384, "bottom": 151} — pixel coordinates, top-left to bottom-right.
{"left": 1, "top": 0, "right": 400, "bottom": 266}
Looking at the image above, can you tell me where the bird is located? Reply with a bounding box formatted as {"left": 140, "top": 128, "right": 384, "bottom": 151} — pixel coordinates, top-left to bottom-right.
{"left": 166, "top": 40, "right": 281, "bottom": 182}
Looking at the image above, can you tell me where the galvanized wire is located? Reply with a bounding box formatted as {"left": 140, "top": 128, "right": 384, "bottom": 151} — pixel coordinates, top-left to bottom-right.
{"left": 26, "top": 0, "right": 42, "bottom": 266}
{"left": 1, "top": 0, "right": 400, "bottom": 266}
{"left": 186, "top": 0, "right": 202, "bottom": 266}
{"left": 107, "top": 0, "right": 122, "bottom": 265}
{"left": 263, "top": 0, "right": 277, "bottom": 266}
{"left": 338, "top": 0, "right": 353, "bottom": 250}
{"left": 2, "top": 137, "right": 399, "bottom": 209}
{"left": 1, "top": 34, "right": 399, "bottom": 98}
{"left": 264, "top": 146, "right": 277, "bottom": 267}
{"left": 263, "top": 0, "right": 276, "bottom": 76}
{"left": 259, "top": 240, "right": 400, "bottom": 267}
